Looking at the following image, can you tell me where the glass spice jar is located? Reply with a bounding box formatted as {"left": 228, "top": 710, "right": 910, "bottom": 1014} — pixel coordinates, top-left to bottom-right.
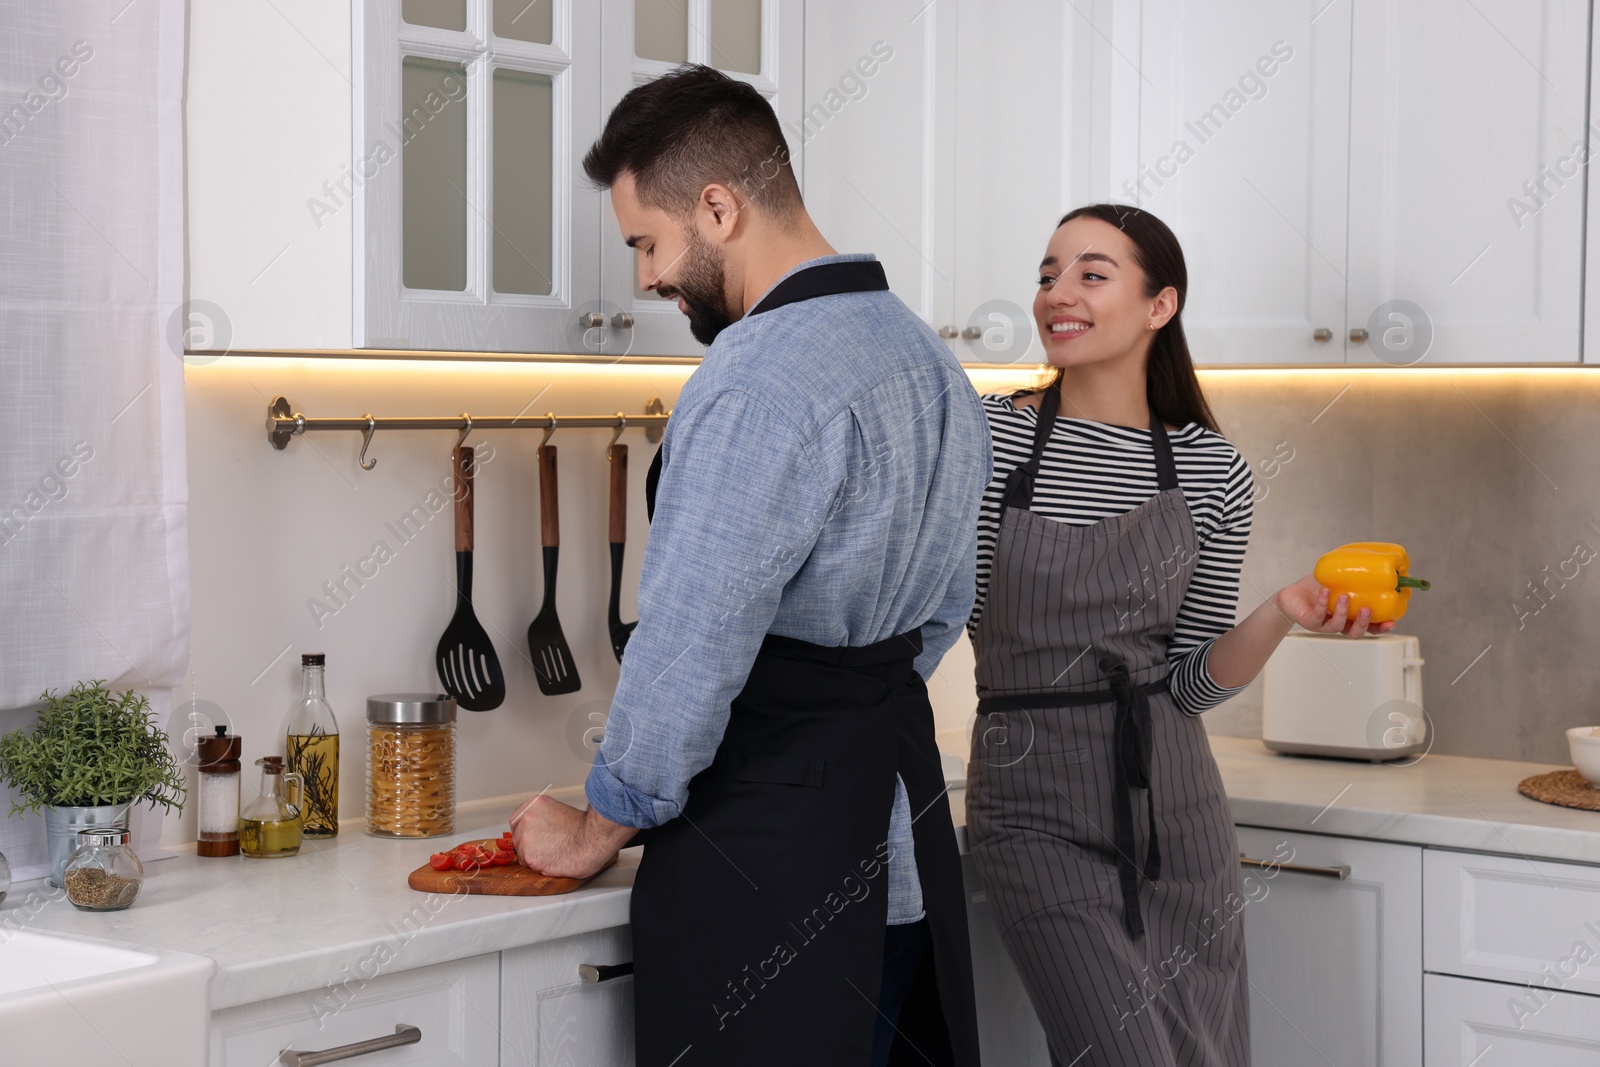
{"left": 366, "top": 693, "right": 456, "bottom": 838}
{"left": 63, "top": 827, "right": 144, "bottom": 911}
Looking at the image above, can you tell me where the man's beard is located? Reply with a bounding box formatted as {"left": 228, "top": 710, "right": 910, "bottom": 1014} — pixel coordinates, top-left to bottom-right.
{"left": 658, "top": 229, "right": 734, "bottom": 346}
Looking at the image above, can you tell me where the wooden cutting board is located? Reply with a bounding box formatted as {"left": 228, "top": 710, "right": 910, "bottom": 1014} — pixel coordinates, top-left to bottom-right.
{"left": 406, "top": 839, "right": 617, "bottom": 896}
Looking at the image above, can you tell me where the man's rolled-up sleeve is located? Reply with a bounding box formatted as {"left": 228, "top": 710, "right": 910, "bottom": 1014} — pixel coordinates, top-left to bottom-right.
{"left": 584, "top": 389, "right": 836, "bottom": 829}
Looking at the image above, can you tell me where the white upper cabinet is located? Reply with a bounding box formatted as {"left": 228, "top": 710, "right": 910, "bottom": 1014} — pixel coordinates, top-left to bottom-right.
{"left": 185, "top": 1, "right": 1597, "bottom": 362}
{"left": 802, "top": 0, "right": 958, "bottom": 332}
{"left": 1135, "top": 1, "right": 1351, "bottom": 364}
{"left": 1135, "top": 0, "right": 1590, "bottom": 364}
{"left": 1345, "top": 0, "right": 1589, "bottom": 365}
{"left": 356, "top": 0, "right": 603, "bottom": 353}
{"left": 186, "top": 0, "right": 799, "bottom": 357}
{"left": 804, "top": 0, "right": 1105, "bottom": 365}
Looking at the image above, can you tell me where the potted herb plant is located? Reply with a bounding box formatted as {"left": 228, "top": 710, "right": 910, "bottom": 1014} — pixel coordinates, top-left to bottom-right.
{"left": 0, "top": 680, "right": 187, "bottom": 886}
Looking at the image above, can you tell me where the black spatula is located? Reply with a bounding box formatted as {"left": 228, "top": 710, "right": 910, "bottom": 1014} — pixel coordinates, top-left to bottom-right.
{"left": 528, "top": 444, "right": 581, "bottom": 694}
{"left": 436, "top": 446, "right": 506, "bottom": 711}
{"left": 607, "top": 443, "right": 638, "bottom": 661}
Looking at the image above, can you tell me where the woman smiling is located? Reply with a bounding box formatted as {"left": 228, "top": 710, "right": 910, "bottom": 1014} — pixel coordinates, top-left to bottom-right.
{"left": 964, "top": 204, "right": 1391, "bottom": 1066}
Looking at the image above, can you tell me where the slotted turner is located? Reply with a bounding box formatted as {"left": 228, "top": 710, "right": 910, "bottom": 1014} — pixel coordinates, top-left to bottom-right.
{"left": 528, "top": 444, "right": 581, "bottom": 695}
{"left": 435, "top": 446, "right": 506, "bottom": 712}
{"left": 607, "top": 443, "right": 638, "bottom": 661}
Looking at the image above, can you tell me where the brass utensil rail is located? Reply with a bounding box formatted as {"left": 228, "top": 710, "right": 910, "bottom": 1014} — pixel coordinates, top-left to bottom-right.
{"left": 265, "top": 395, "right": 670, "bottom": 471}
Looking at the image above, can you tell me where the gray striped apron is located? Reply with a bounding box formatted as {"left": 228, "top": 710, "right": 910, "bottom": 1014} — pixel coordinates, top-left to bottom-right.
{"left": 966, "top": 387, "right": 1249, "bottom": 1066}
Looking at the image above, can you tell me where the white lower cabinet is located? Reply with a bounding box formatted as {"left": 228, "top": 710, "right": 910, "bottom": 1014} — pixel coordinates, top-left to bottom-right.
{"left": 500, "top": 926, "right": 635, "bottom": 1067}
{"left": 209, "top": 953, "right": 500, "bottom": 1066}
{"left": 1234, "top": 826, "right": 1423, "bottom": 1065}
{"left": 1425, "top": 973, "right": 1600, "bottom": 1065}
{"left": 962, "top": 853, "right": 1051, "bottom": 1067}
{"left": 1424, "top": 848, "right": 1600, "bottom": 997}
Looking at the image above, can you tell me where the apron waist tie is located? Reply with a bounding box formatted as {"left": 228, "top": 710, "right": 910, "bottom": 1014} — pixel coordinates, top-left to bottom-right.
{"left": 974, "top": 659, "right": 1167, "bottom": 939}
{"left": 1103, "top": 656, "right": 1162, "bottom": 939}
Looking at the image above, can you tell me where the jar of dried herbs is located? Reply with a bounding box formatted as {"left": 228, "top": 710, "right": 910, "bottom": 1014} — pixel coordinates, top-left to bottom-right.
{"left": 62, "top": 827, "right": 144, "bottom": 911}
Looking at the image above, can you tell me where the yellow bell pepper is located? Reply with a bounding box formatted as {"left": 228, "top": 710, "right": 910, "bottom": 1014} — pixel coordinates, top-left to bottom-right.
{"left": 1312, "top": 542, "right": 1430, "bottom": 623}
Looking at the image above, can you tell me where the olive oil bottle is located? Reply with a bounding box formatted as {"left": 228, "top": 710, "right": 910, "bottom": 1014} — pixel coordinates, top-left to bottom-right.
{"left": 239, "top": 756, "right": 303, "bottom": 858}
{"left": 285, "top": 653, "right": 340, "bottom": 837}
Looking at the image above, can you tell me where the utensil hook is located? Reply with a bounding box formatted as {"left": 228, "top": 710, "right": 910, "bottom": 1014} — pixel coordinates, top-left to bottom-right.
{"left": 539, "top": 413, "right": 558, "bottom": 449}
{"left": 456, "top": 414, "right": 473, "bottom": 448}
{"left": 358, "top": 415, "right": 378, "bottom": 471}
{"left": 607, "top": 413, "right": 627, "bottom": 458}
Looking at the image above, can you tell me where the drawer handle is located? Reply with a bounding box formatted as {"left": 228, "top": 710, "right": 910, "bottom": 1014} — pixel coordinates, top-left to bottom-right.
{"left": 1239, "top": 854, "right": 1350, "bottom": 880}
{"left": 579, "top": 961, "right": 635, "bottom": 984}
{"left": 279, "top": 1024, "right": 421, "bottom": 1066}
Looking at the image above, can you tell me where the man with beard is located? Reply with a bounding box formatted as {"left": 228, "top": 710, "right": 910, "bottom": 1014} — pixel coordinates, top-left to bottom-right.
{"left": 508, "top": 65, "right": 988, "bottom": 1067}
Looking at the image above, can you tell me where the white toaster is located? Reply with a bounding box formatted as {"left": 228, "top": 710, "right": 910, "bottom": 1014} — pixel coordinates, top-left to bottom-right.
{"left": 1260, "top": 633, "right": 1426, "bottom": 761}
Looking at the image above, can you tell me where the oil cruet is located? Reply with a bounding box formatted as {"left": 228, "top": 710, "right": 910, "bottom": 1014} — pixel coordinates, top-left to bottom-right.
{"left": 239, "top": 755, "right": 304, "bottom": 858}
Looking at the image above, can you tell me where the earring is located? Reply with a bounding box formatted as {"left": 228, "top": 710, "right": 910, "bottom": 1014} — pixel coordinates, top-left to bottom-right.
{"left": 1147, "top": 323, "right": 1158, "bottom": 331}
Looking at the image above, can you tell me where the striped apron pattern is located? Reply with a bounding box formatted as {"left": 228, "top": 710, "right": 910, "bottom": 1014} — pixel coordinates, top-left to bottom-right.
{"left": 966, "top": 386, "right": 1249, "bottom": 1066}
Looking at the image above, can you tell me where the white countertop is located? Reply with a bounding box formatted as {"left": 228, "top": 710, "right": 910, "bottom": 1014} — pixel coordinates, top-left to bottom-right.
{"left": 3, "top": 789, "right": 636, "bottom": 1010}
{"left": 1208, "top": 733, "right": 1600, "bottom": 864}
{"left": 5, "top": 735, "right": 1598, "bottom": 1011}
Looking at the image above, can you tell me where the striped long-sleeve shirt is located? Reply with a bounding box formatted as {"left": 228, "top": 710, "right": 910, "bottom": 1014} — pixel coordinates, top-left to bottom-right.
{"left": 967, "top": 390, "right": 1255, "bottom": 714}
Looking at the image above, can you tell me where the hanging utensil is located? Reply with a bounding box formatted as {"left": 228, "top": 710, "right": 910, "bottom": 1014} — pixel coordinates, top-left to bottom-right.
{"left": 528, "top": 435, "right": 581, "bottom": 695}
{"left": 435, "top": 446, "right": 506, "bottom": 712}
{"left": 607, "top": 441, "right": 638, "bottom": 662}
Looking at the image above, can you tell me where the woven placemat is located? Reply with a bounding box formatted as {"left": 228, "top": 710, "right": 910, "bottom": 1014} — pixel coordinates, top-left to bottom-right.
{"left": 1518, "top": 770, "right": 1600, "bottom": 811}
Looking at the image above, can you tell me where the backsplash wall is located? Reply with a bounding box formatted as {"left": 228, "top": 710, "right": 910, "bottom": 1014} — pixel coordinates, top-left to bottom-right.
{"left": 176, "top": 361, "right": 1600, "bottom": 845}
{"left": 1195, "top": 367, "right": 1600, "bottom": 765}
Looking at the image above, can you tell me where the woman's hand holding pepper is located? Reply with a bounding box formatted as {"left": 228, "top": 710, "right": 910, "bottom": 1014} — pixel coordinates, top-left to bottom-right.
{"left": 1274, "top": 574, "right": 1397, "bottom": 639}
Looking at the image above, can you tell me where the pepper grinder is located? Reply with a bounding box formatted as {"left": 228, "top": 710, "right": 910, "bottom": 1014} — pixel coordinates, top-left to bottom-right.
{"left": 196, "top": 725, "right": 241, "bottom": 857}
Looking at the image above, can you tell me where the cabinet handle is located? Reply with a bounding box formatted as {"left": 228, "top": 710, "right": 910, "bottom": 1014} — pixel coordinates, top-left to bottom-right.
{"left": 579, "top": 961, "right": 635, "bottom": 984}
{"left": 278, "top": 1024, "right": 421, "bottom": 1066}
{"left": 961, "top": 326, "right": 982, "bottom": 341}
{"left": 611, "top": 312, "right": 635, "bottom": 329}
{"left": 1312, "top": 327, "right": 1332, "bottom": 342}
{"left": 579, "top": 312, "right": 605, "bottom": 329}
{"left": 1348, "top": 328, "right": 1368, "bottom": 343}
{"left": 937, "top": 325, "right": 958, "bottom": 339}
{"left": 1239, "top": 854, "right": 1350, "bottom": 880}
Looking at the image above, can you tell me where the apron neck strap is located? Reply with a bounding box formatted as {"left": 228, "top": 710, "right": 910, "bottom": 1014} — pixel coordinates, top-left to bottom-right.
{"left": 1002, "top": 388, "right": 1179, "bottom": 511}
{"left": 1148, "top": 406, "right": 1179, "bottom": 493}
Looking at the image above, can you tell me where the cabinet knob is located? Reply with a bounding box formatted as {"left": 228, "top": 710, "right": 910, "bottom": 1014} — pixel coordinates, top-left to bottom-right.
{"left": 1312, "top": 328, "right": 1333, "bottom": 342}
{"left": 961, "top": 326, "right": 982, "bottom": 341}
{"left": 937, "top": 325, "right": 958, "bottom": 339}
{"left": 579, "top": 312, "right": 605, "bottom": 329}
{"left": 611, "top": 312, "right": 635, "bottom": 330}
{"left": 1349, "top": 328, "right": 1369, "bottom": 343}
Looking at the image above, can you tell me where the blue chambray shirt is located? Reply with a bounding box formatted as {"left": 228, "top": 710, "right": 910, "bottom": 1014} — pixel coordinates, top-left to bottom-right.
{"left": 585, "top": 254, "right": 991, "bottom": 924}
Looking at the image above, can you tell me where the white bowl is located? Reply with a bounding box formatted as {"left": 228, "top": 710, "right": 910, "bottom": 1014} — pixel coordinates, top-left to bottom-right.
{"left": 1566, "top": 727, "right": 1600, "bottom": 786}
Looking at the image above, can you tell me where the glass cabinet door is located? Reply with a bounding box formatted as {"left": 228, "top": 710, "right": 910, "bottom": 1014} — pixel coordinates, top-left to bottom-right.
{"left": 598, "top": 0, "right": 801, "bottom": 357}
{"left": 358, "top": 0, "right": 601, "bottom": 353}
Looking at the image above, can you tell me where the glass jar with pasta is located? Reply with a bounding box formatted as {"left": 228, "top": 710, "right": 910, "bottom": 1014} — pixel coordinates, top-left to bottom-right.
{"left": 366, "top": 693, "right": 456, "bottom": 838}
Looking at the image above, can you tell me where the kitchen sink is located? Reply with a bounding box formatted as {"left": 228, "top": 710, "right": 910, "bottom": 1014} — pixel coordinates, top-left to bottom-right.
{"left": 0, "top": 928, "right": 213, "bottom": 1066}
{"left": 0, "top": 928, "right": 161, "bottom": 993}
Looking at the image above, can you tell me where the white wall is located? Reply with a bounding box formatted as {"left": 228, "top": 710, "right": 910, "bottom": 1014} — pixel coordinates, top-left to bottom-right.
{"left": 175, "top": 358, "right": 1017, "bottom": 845}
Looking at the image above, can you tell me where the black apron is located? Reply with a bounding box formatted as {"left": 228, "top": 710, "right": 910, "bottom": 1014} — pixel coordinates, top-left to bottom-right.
{"left": 631, "top": 261, "right": 981, "bottom": 1067}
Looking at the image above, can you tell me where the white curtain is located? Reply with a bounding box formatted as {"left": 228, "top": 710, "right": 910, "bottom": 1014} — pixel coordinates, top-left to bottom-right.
{"left": 0, "top": 0, "right": 188, "bottom": 879}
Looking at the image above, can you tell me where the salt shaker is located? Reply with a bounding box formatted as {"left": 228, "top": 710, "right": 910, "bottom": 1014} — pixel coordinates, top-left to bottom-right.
{"left": 197, "top": 725, "right": 241, "bottom": 857}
